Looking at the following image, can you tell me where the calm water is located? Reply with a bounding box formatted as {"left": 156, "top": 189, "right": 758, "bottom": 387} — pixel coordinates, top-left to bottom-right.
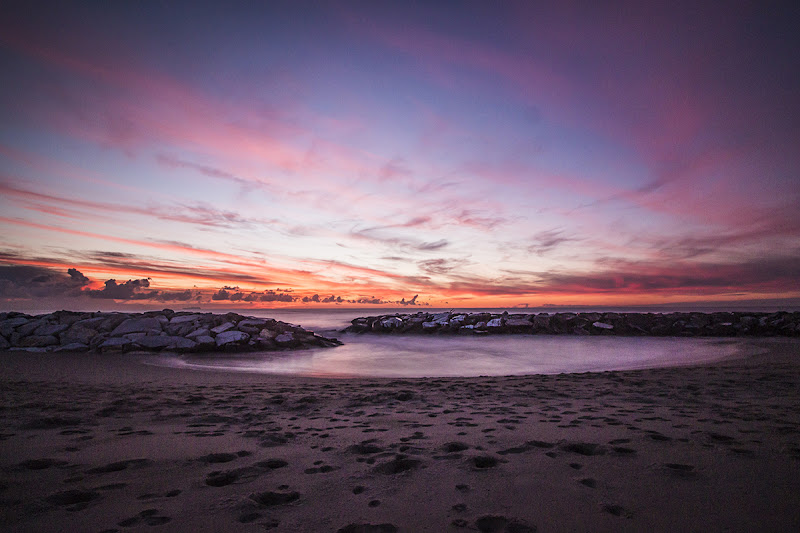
{"left": 8, "top": 307, "right": 786, "bottom": 378}
{"left": 149, "top": 333, "right": 754, "bottom": 379}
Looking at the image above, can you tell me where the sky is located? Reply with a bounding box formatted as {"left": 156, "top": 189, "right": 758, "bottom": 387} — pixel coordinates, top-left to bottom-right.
{"left": 0, "top": 1, "right": 798, "bottom": 310}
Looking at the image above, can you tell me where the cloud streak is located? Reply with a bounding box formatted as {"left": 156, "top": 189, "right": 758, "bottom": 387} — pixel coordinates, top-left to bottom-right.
{"left": 0, "top": 3, "right": 797, "bottom": 308}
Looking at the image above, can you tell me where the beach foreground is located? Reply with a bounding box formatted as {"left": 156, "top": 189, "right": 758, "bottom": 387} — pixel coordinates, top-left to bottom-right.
{"left": 1, "top": 340, "right": 799, "bottom": 532}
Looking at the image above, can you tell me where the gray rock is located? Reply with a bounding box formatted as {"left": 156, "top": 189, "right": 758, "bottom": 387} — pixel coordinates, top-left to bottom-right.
{"left": 110, "top": 317, "right": 163, "bottom": 336}
{"left": 211, "top": 322, "right": 235, "bottom": 334}
{"left": 73, "top": 317, "right": 107, "bottom": 329}
{"left": 18, "top": 319, "right": 47, "bottom": 337}
{"left": 1, "top": 311, "right": 344, "bottom": 353}
{"left": 186, "top": 327, "right": 210, "bottom": 338}
{"left": 506, "top": 318, "right": 532, "bottom": 327}
{"left": 0, "top": 317, "right": 30, "bottom": 330}
{"left": 450, "top": 315, "right": 466, "bottom": 325}
{"left": 54, "top": 343, "right": 89, "bottom": 353}
{"left": 193, "top": 335, "right": 216, "bottom": 349}
{"left": 169, "top": 314, "right": 202, "bottom": 324}
{"left": 432, "top": 312, "right": 451, "bottom": 325}
{"left": 274, "top": 332, "right": 295, "bottom": 345}
{"left": 100, "top": 337, "right": 132, "bottom": 350}
{"left": 136, "top": 335, "right": 191, "bottom": 350}
{"left": 486, "top": 318, "right": 504, "bottom": 328}
{"left": 381, "top": 317, "right": 403, "bottom": 328}
{"left": 60, "top": 324, "right": 97, "bottom": 345}
{"left": 258, "top": 328, "right": 276, "bottom": 339}
{"left": 215, "top": 330, "right": 249, "bottom": 346}
{"left": 49, "top": 311, "right": 86, "bottom": 326}
{"left": 18, "top": 335, "right": 59, "bottom": 347}
{"left": 422, "top": 321, "right": 438, "bottom": 329}
{"left": 167, "top": 337, "right": 197, "bottom": 351}
{"left": 237, "top": 319, "right": 268, "bottom": 328}
{"left": 532, "top": 314, "right": 551, "bottom": 329}
{"left": 592, "top": 322, "right": 614, "bottom": 330}
{"left": 98, "top": 314, "right": 130, "bottom": 333}
{"left": 255, "top": 338, "right": 277, "bottom": 349}
{"left": 166, "top": 321, "right": 196, "bottom": 337}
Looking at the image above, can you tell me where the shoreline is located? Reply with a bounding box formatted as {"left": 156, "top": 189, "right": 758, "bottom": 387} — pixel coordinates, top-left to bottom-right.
{"left": 1, "top": 340, "right": 799, "bottom": 532}
{"left": 141, "top": 336, "right": 763, "bottom": 380}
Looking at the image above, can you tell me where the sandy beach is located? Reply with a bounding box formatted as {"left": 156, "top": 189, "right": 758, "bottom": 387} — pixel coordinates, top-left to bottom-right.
{"left": 1, "top": 339, "right": 799, "bottom": 532}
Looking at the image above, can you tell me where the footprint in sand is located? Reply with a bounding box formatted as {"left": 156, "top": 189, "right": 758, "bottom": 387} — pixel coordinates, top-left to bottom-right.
{"left": 474, "top": 515, "right": 536, "bottom": 532}
{"left": 612, "top": 446, "right": 636, "bottom": 455}
{"left": 347, "top": 442, "right": 385, "bottom": 455}
{"left": 337, "top": 524, "right": 398, "bottom": 533}
{"left": 663, "top": 463, "right": 697, "bottom": 478}
{"left": 237, "top": 512, "right": 261, "bottom": 523}
{"left": 46, "top": 489, "right": 100, "bottom": 511}
{"left": 470, "top": 455, "right": 502, "bottom": 469}
{"left": 304, "top": 465, "right": 339, "bottom": 474}
{"left": 117, "top": 508, "right": 172, "bottom": 527}
{"left": 249, "top": 491, "right": 300, "bottom": 507}
{"left": 254, "top": 458, "right": 288, "bottom": 470}
{"left": 603, "top": 504, "right": 634, "bottom": 518}
{"left": 87, "top": 459, "right": 151, "bottom": 474}
{"left": 560, "top": 442, "right": 606, "bottom": 456}
{"left": 442, "top": 442, "right": 470, "bottom": 453}
{"left": 372, "top": 456, "right": 423, "bottom": 474}
{"left": 204, "top": 466, "right": 262, "bottom": 487}
{"left": 19, "top": 458, "right": 68, "bottom": 470}
{"left": 198, "top": 452, "right": 239, "bottom": 464}
{"left": 205, "top": 470, "right": 240, "bottom": 487}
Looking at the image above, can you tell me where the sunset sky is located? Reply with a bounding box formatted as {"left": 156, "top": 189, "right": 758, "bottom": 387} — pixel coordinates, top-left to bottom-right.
{"left": 1, "top": 1, "right": 798, "bottom": 310}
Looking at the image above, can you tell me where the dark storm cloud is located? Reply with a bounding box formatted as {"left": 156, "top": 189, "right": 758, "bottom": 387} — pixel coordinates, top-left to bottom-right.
{"left": 0, "top": 265, "right": 90, "bottom": 299}
{"left": 87, "top": 278, "right": 153, "bottom": 299}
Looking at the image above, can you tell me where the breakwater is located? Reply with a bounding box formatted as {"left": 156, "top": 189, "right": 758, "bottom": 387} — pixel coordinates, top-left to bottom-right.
{"left": 0, "top": 310, "right": 342, "bottom": 353}
{"left": 344, "top": 311, "right": 800, "bottom": 337}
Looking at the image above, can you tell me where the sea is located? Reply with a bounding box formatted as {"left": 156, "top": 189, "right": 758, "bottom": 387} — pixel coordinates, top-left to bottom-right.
{"left": 141, "top": 306, "right": 781, "bottom": 379}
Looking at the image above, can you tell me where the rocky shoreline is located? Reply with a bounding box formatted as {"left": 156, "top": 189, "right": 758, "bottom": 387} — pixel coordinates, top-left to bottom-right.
{"left": 344, "top": 311, "right": 800, "bottom": 337}
{"left": 0, "top": 310, "right": 342, "bottom": 353}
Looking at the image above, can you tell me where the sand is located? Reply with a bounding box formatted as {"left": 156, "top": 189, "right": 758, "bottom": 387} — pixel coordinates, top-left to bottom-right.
{"left": 1, "top": 339, "right": 799, "bottom": 532}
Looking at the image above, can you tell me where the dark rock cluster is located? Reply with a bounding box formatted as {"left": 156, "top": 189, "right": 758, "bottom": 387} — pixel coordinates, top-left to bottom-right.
{"left": 0, "top": 310, "right": 342, "bottom": 353}
{"left": 344, "top": 311, "right": 800, "bottom": 337}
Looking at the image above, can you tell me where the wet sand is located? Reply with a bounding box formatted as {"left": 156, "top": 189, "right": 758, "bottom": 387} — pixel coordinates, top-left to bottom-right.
{"left": 1, "top": 339, "right": 799, "bottom": 532}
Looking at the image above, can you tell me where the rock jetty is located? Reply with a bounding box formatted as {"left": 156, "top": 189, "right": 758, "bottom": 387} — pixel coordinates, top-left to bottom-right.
{"left": 0, "top": 310, "right": 342, "bottom": 353}
{"left": 344, "top": 311, "right": 800, "bottom": 337}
